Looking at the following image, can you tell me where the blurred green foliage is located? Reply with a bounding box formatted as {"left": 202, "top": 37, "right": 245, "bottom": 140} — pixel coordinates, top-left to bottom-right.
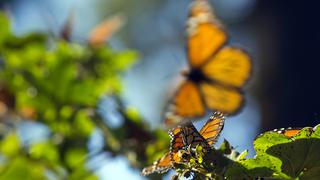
{"left": 0, "top": 11, "right": 169, "bottom": 179}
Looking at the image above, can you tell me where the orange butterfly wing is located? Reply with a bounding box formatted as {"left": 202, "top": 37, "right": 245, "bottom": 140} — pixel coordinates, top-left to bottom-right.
{"left": 88, "top": 14, "right": 125, "bottom": 47}
{"left": 141, "top": 152, "right": 172, "bottom": 176}
{"left": 273, "top": 128, "right": 303, "bottom": 138}
{"left": 187, "top": 0, "right": 227, "bottom": 68}
{"left": 141, "top": 125, "right": 185, "bottom": 176}
{"left": 183, "top": 124, "right": 210, "bottom": 150}
{"left": 282, "top": 129, "right": 302, "bottom": 137}
{"left": 169, "top": 123, "right": 207, "bottom": 152}
{"left": 170, "top": 114, "right": 225, "bottom": 150}
{"left": 200, "top": 83, "right": 243, "bottom": 115}
{"left": 201, "top": 47, "right": 252, "bottom": 88}
{"left": 169, "top": 126, "right": 186, "bottom": 153}
{"left": 142, "top": 125, "right": 194, "bottom": 176}
{"left": 199, "top": 112, "right": 225, "bottom": 145}
{"left": 172, "top": 81, "right": 206, "bottom": 118}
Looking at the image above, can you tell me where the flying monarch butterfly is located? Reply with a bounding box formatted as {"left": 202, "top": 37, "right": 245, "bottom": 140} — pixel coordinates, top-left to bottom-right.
{"left": 165, "top": 0, "right": 251, "bottom": 125}
{"left": 141, "top": 112, "right": 225, "bottom": 176}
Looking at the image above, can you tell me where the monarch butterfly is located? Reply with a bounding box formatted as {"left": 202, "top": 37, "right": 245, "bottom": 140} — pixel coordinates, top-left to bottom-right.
{"left": 258, "top": 126, "right": 315, "bottom": 139}
{"left": 141, "top": 112, "right": 225, "bottom": 176}
{"left": 273, "top": 127, "right": 304, "bottom": 137}
{"left": 166, "top": 0, "right": 251, "bottom": 125}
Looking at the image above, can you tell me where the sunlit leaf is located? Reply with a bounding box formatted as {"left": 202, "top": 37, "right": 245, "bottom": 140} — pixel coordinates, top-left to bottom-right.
{"left": 74, "top": 110, "right": 96, "bottom": 137}
{"left": 0, "top": 157, "right": 46, "bottom": 180}
{"left": 59, "top": 106, "right": 74, "bottom": 120}
{"left": 0, "top": 12, "right": 10, "bottom": 44}
{"left": 29, "top": 142, "right": 59, "bottom": 163}
{"left": 0, "top": 133, "right": 20, "bottom": 157}
{"left": 65, "top": 148, "right": 87, "bottom": 169}
{"left": 227, "top": 125, "right": 320, "bottom": 179}
{"left": 218, "top": 139, "right": 232, "bottom": 155}
{"left": 3, "top": 33, "right": 46, "bottom": 50}
{"left": 111, "top": 50, "right": 138, "bottom": 71}
{"left": 236, "top": 150, "right": 248, "bottom": 161}
{"left": 126, "top": 107, "right": 143, "bottom": 124}
{"left": 69, "top": 166, "right": 98, "bottom": 180}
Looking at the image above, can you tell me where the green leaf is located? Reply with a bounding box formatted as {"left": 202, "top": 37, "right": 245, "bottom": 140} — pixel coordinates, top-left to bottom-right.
{"left": 60, "top": 106, "right": 74, "bottom": 120}
{"left": 265, "top": 130, "right": 320, "bottom": 179}
{"left": 0, "top": 133, "right": 20, "bottom": 157}
{"left": 126, "top": 107, "right": 143, "bottom": 124}
{"left": 69, "top": 166, "right": 98, "bottom": 180}
{"left": 0, "top": 12, "right": 10, "bottom": 43}
{"left": 218, "top": 139, "right": 232, "bottom": 155}
{"left": 112, "top": 50, "right": 138, "bottom": 71}
{"left": 29, "top": 142, "right": 59, "bottom": 163}
{"left": 231, "top": 125, "right": 320, "bottom": 179}
{"left": 2, "top": 33, "right": 46, "bottom": 49}
{"left": 65, "top": 148, "right": 87, "bottom": 169}
{"left": 226, "top": 154, "right": 278, "bottom": 179}
{"left": 312, "top": 124, "right": 320, "bottom": 138}
{"left": 74, "top": 110, "right": 96, "bottom": 137}
{"left": 236, "top": 150, "right": 248, "bottom": 161}
{"left": 0, "top": 157, "right": 46, "bottom": 180}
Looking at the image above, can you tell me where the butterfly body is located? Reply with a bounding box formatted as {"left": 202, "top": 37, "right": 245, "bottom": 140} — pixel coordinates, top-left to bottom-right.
{"left": 185, "top": 68, "right": 211, "bottom": 84}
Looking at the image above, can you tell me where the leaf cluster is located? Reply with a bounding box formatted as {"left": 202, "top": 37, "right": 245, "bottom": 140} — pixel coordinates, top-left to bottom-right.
{"left": 0, "top": 12, "right": 168, "bottom": 179}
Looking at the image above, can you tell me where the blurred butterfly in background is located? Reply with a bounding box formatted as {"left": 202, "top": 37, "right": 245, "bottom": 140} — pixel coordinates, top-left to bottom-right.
{"left": 59, "top": 12, "right": 125, "bottom": 46}
{"left": 88, "top": 14, "right": 125, "bottom": 47}
{"left": 165, "top": 0, "right": 252, "bottom": 126}
{"left": 141, "top": 112, "right": 225, "bottom": 176}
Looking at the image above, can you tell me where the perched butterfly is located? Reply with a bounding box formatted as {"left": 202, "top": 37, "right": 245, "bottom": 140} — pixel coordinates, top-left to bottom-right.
{"left": 273, "top": 127, "right": 304, "bottom": 138}
{"left": 166, "top": 0, "right": 251, "bottom": 125}
{"left": 258, "top": 126, "right": 316, "bottom": 139}
{"left": 141, "top": 112, "right": 225, "bottom": 176}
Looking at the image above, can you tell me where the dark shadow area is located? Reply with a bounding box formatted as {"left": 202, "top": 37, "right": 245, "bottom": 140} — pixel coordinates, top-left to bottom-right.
{"left": 253, "top": 1, "right": 320, "bottom": 130}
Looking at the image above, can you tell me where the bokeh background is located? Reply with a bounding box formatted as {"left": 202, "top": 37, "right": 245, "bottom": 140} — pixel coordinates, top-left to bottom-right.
{"left": 0, "top": 0, "right": 319, "bottom": 179}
